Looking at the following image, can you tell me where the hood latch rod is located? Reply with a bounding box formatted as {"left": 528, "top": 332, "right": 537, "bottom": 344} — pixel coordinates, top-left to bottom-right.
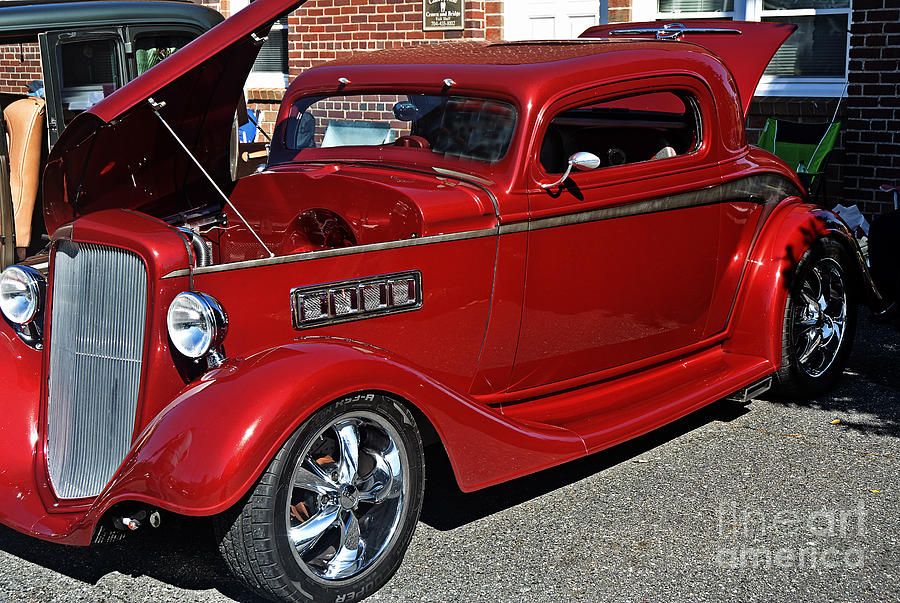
{"left": 147, "top": 97, "right": 275, "bottom": 259}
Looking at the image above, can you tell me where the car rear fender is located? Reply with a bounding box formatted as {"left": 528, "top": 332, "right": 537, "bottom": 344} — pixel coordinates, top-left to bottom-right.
{"left": 725, "top": 198, "right": 880, "bottom": 363}
{"left": 96, "top": 339, "right": 585, "bottom": 519}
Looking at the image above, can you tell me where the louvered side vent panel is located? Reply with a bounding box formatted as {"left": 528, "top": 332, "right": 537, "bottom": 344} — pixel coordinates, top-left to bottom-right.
{"left": 46, "top": 242, "right": 148, "bottom": 500}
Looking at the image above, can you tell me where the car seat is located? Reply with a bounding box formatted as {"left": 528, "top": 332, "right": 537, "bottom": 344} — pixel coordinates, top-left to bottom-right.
{"left": 3, "top": 97, "right": 45, "bottom": 258}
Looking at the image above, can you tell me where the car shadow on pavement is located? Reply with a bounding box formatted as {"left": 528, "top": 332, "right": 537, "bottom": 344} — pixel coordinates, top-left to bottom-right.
{"left": 766, "top": 310, "right": 900, "bottom": 438}
{"left": 0, "top": 516, "right": 267, "bottom": 602}
{"left": 420, "top": 398, "right": 751, "bottom": 531}
{"left": 0, "top": 403, "right": 752, "bottom": 596}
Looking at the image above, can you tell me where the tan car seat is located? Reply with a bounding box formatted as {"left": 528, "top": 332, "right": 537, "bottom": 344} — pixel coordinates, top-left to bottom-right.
{"left": 3, "top": 97, "right": 45, "bottom": 257}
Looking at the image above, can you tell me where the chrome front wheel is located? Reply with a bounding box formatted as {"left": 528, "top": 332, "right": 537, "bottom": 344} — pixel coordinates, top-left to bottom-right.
{"left": 217, "top": 394, "right": 424, "bottom": 603}
{"left": 286, "top": 412, "right": 407, "bottom": 581}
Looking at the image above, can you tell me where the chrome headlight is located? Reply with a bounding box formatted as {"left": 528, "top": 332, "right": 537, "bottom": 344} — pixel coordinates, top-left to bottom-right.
{"left": 166, "top": 292, "right": 228, "bottom": 359}
{"left": 0, "top": 265, "right": 44, "bottom": 325}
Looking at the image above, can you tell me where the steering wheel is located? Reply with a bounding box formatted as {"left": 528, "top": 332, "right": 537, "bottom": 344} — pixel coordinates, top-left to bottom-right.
{"left": 393, "top": 135, "right": 430, "bottom": 149}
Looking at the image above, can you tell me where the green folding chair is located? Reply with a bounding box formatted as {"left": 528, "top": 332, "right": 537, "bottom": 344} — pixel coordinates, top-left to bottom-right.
{"left": 756, "top": 118, "right": 841, "bottom": 201}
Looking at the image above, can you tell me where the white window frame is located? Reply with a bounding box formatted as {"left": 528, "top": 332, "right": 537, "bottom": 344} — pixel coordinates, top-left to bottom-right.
{"left": 627, "top": 0, "right": 851, "bottom": 98}
{"left": 231, "top": 0, "right": 290, "bottom": 89}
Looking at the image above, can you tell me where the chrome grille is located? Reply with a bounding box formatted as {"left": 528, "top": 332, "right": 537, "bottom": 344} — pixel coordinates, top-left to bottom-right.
{"left": 46, "top": 242, "right": 148, "bottom": 499}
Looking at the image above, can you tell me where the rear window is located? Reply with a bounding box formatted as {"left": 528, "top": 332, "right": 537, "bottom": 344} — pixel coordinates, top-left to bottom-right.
{"left": 283, "top": 93, "right": 517, "bottom": 163}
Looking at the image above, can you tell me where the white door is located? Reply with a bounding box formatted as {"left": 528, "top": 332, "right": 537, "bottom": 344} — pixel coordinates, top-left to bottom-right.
{"left": 504, "top": 0, "right": 600, "bottom": 41}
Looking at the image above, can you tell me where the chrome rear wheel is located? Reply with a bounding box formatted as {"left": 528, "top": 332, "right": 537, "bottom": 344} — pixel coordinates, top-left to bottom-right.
{"left": 790, "top": 256, "right": 848, "bottom": 378}
{"left": 776, "top": 238, "right": 857, "bottom": 397}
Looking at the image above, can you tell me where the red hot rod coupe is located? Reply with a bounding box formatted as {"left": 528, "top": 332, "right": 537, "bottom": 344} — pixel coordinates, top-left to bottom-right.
{"left": 0, "top": 1, "right": 884, "bottom": 601}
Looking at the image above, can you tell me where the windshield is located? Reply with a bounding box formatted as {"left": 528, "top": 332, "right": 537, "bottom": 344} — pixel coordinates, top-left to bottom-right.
{"left": 282, "top": 93, "right": 517, "bottom": 163}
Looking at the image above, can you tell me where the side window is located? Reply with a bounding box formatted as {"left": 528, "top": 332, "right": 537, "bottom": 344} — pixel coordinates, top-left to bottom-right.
{"left": 133, "top": 33, "right": 193, "bottom": 76}
{"left": 539, "top": 91, "right": 701, "bottom": 173}
{"left": 58, "top": 38, "right": 122, "bottom": 125}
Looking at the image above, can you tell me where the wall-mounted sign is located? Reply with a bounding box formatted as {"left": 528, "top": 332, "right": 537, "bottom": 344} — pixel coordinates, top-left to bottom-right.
{"left": 424, "top": 0, "right": 464, "bottom": 31}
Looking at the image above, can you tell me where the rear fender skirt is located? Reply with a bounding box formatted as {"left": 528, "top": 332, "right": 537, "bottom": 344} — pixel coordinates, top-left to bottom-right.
{"left": 91, "top": 339, "right": 585, "bottom": 519}
{"left": 724, "top": 198, "right": 881, "bottom": 363}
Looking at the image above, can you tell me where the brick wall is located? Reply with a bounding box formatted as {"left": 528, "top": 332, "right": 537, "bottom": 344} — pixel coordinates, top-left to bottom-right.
{"left": 197, "top": 0, "right": 229, "bottom": 17}
{"left": 840, "top": 0, "right": 900, "bottom": 216}
{"left": 246, "top": 0, "right": 503, "bottom": 141}
{"left": 287, "top": 0, "right": 502, "bottom": 75}
{"left": 607, "top": 0, "right": 631, "bottom": 24}
{"left": 0, "top": 42, "right": 41, "bottom": 95}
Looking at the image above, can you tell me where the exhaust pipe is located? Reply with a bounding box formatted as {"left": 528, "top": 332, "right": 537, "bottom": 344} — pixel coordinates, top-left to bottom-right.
{"left": 726, "top": 376, "right": 773, "bottom": 405}
{"left": 113, "top": 509, "right": 162, "bottom": 532}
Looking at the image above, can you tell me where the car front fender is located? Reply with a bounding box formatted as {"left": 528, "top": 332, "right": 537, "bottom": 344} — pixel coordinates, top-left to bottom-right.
{"left": 96, "top": 338, "right": 585, "bottom": 519}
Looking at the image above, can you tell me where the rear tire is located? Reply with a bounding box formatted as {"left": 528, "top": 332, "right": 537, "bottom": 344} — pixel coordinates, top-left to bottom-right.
{"left": 774, "top": 238, "right": 857, "bottom": 397}
{"left": 216, "top": 392, "right": 425, "bottom": 603}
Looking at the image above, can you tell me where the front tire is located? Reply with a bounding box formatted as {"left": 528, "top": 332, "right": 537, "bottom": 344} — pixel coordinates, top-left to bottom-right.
{"left": 217, "top": 393, "right": 425, "bottom": 603}
{"left": 774, "top": 238, "right": 857, "bottom": 397}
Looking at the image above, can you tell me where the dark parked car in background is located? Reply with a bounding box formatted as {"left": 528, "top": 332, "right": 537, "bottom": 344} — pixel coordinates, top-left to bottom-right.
{"left": 0, "top": 0, "right": 222, "bottom": 266}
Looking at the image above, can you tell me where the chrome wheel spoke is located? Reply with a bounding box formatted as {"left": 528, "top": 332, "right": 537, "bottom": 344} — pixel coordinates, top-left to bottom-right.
{"left": 795, "top": 324, "right": 817, "bottom": 343}
{"left": 809, "top": 266, "right": 824, "bottom": 300}
{"left": 294, "top": 461, "right": 338, "bottom": 495}
{"left": 335, "top": 421, "right": 360, "bottom": 486}
{"left": 798, "top": 330, "right": 822, "bottom": 365}
{"left": 289, "top": 504, "right": 341, "bottom": 554}
{"left": 800, "top": 289, "right": 819, "bottom": 309}
{"left": 324, "top": 511, "right": 364, "bottom": 579}
{"left": 831, "top": 318, "right": 844, "bottom": 341}
{"left": 821, "top": 321, "right": 841, "bottom": 353}
{"left": 358, "top": 441, "right": 402, "bottom": 503}
{"left": 797, "top": 315, "right": 818, "bottom": 327}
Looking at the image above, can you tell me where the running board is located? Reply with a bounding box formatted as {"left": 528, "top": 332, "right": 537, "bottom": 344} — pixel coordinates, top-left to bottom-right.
{"left": 725, "top": 375, "right": 773, "bottom": 404}
{"left": 500, "top": 347, "right": 774, "bottom": 454}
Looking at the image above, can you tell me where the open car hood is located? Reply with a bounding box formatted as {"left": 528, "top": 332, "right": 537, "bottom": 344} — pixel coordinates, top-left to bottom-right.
{"left": 579, "top": 21, "right": 796, "bottom": 119}
{"left": 43, "top": 0, "right": 307, "bottom": 234}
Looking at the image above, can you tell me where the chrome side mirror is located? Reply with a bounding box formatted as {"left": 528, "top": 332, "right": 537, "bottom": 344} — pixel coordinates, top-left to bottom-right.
{"left": 541, "top": 152, "right": 601, "bottom": 189}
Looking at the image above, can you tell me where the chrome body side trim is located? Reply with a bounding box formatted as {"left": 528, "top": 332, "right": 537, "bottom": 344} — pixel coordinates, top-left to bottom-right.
{"left": 162, "top": 228, "right": 500, "bottom": 279}
{"left": 521, "top": 173, "right": 795, "bottom": 232}
{"left": 162, "top": 174, "right": 799, "bottom": 279}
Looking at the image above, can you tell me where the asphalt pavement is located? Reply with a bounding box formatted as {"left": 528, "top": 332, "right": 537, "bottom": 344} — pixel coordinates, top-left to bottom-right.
{"left": 0, "top": 312, "right": 897, "bottom": 602}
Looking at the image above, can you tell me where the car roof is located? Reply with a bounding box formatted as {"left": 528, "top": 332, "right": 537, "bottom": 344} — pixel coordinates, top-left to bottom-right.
{"left": 323, "top": 39, "right": 708, "bottom": 67}
{"left": 288, "top": 39, "right": 733, "bottom": 110}
{"left": 0, "top": 0, "right": 222, "bottom": 43}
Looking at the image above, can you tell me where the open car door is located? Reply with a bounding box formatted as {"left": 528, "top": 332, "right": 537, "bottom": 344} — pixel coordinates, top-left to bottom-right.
{"left": 580, "top": 21, "right": 796, "bottom": 118}
{"left": 0, "top": 115, "right": 14, "bottom": 270}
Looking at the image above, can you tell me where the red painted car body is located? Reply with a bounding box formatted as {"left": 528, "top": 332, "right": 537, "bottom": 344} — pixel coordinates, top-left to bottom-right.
{"left": 0, "top": 0, "right": 881, "bottom": 547}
